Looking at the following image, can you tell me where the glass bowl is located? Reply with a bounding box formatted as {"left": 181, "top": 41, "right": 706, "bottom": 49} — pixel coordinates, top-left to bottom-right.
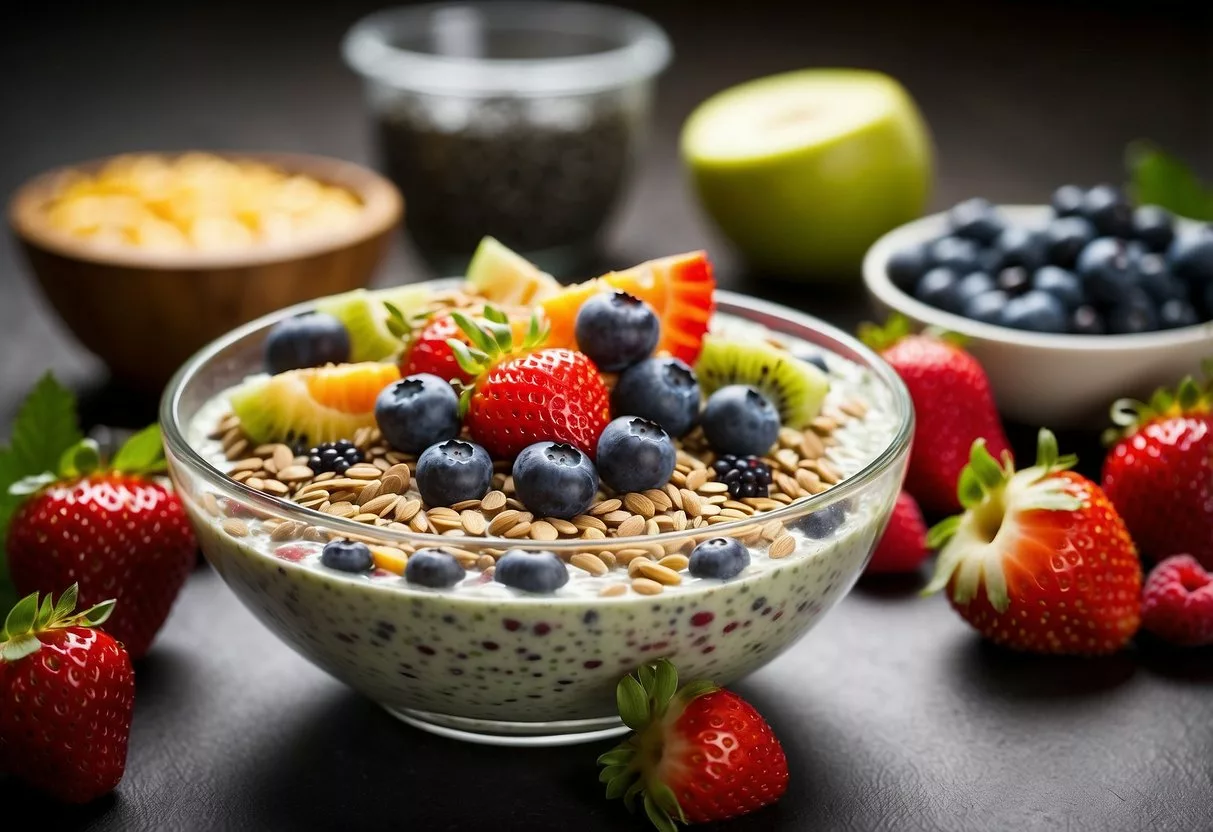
{"left": 341, "top": 2, "right": 672, "bottom": 276}
{"left": 160, "top": 284, "right": 912, "bottom": 746}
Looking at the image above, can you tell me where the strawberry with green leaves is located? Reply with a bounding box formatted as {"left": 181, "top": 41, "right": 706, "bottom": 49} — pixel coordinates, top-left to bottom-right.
{"left": 447, "top": 305, "right": 612, "bottom": 459}
{"left": 925, "top": 429, "right": 1141, "bottom": 655}
{"left": 859, "top": 315, "right": 1012, "bottom": 515}
{"left": 598, "top": 660, "right": 788, "bottom": 831}
{"left": 1, "top": 375, "right": 196, "bottom": 659}
{"left": 1, "top": 584, "right": 134, "bottom": 803}
{"left": 1101, "top": 374, "right": 1213, "bottom": 567}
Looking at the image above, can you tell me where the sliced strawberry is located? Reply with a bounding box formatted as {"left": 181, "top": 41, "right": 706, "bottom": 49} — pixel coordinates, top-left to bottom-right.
{"left": 598, "top": 660, "right": 788, "bottom": 830}
{"left": 925, "top": 429, "right": 1141, "bottom": 655}
{"left": 542, "top": 252, "right": 715, "bottom": 364}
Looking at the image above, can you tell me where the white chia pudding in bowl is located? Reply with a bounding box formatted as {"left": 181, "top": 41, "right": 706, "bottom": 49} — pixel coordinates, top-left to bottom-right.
{"left": 160, "top": 241, "right": 912, "bottom": 745}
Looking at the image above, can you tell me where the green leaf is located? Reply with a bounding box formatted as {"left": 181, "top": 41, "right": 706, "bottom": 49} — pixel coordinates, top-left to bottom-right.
{"left": 52, "top": 584, "right": 79, "bottom": 620}
{"left": 3, "top": 592, "right": 39, "bottom": 638}
{"left": 648, "top": 782, "right": 685, "bottom": 824}
{"left": 673, "top": 680, "right": 717, "bottom": 705}
{"left": 617, "top": 674, "right": 650, "bottom": 731}
{"left": 643, "top": 793, "right": 678, "bottom": 832}
{"left": 78, "top": 599, "right": 116, "bottom": 627}
{"left": 451, "top": 311, "right": 497, "bottom": 355}
{"left": 597, "top": 747, "right": 634, "bottom": 767}
{"left": 1035, "top": 429, "right": 1059, "bottom": 470}
{"left": 926, "top": 515, "right": 962, "bottom": 550}
{"left": 8, "top": 374, "right": 82, "bottom": 488}
{"left": 483, "top": 305, "right": 508, "bottom": 325}
{"left": 8, "top": 472, "right": 56, "bottom": 497}
{"left": 956, "top": 467, "right": 983, "bottom": 510}
{"left": 58, "top": 438, "right": 101, "bottom": 479}
{"left": 637, "top": 663, "right": 656, "bottom": 691}
{"left": 967, "top": 443, "right": 1004, "bottom": 491}
{"left": 35, "top": 594, "right": 54, "bottom": 630}
{"left": 0, "top": 634, "right": 40, "bottom": 662}
{"left": 623, "top": 779, "right": 646, "bottom": 813}
{"left": 599, "top": 764, "right": 627, "bottom": 784}
{"left": 605, "top": 772, "right": 636, "bottom": 801}
{"left": 447, "top": 340, "right": 487, "bottom": 376}
{"left": 111, "top": 425, "right": 166, "bottom": 474}
{"left": 650, "top": 659, "right": 679, "bottom": 716}
{"left": 1126, "top": 140, "right": 1213, "bottom": 221}
{"left": 485, "top": 320, "right": 513, "bottom": 353}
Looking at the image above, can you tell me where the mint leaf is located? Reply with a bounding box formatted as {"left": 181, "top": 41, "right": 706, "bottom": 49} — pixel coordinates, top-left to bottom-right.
{"left": 1126, "top": 141, "right": 1213, "bottom": 221}
{"left": 111, "top": 424, "right": 167, "bottom": 474}
{"left": 8, "top": 374, "right": 82, "bottom": 482}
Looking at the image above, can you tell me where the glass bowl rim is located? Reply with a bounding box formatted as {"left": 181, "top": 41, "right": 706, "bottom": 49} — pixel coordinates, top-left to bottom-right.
{"left": 341, "top": 1, "right": 673, "bottom": 97}
{"left": 160, "top": 282, "right": 914, "bottom": 552}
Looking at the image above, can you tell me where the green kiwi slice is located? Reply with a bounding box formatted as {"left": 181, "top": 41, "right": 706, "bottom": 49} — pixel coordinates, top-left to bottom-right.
{"left": 694, "top": 335, "right": 829, "bottom": 429}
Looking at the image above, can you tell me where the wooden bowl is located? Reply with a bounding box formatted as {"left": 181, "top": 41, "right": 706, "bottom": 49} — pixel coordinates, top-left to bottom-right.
{"left": 9, "top": 151, "right": 403, "bottom": 391}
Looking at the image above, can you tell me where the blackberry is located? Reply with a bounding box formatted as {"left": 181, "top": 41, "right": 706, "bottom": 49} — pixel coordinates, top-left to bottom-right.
{"left": 711, "top": 454, "right": 772, "bottom": 499}
{"left": 307, "top": 440, "right": 363, "bottom": 475}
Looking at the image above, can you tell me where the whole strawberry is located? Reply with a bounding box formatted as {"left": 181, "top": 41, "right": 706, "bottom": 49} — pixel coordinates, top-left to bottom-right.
{"left": 859, "top": 315, "right": 1012, "bottom": 514}
{"left": 598, "top": 659, "right": 788, "bottom": 830}
{"left": 925, "top": 428, "right": 1141, "bottom": 655}
{"left": 866, "top": 491, "right": 929, "bottom": 574}
{"left": 448, "top": 307, "right": 611, "bottom": 459}
{"left": 400, "top": 310, "right": 477, "bottom": 384}
{"left": 1101, "top": 376, "right": 1213, "bottom": 567}
{"left": 1, "top": 375, "right": 196, "bottom": 659}
{"left": 0, "top": 585, "right": 134, "bottom": 803}
{"left": 1140, "top": 555, "right": 1213, "bottom": 646}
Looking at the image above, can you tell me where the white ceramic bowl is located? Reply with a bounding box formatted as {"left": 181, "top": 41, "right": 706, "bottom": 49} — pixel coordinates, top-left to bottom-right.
{"left": 863, "top": 205, "right": 1213, "bottom": 429}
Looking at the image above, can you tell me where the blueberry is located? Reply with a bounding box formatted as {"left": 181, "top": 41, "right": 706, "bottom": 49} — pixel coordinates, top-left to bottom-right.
{"left": 320, "top": 539, "right": 373, "bottom": 573}
{"left": 1051, "top": 184, "right": 1086, "bottom": 218}
{"left": 596, "top": 417, "right": 675, "bottom": 494}
{"left": 415, "top": 439, "right": 493, "bottom": 507}
{"left": 700, "top": 385, "right": 780, "bottom": 457}
{"left": 1081, "top": 184, "right": 1134, "bottom": 238}
{"left": 307, "top": 439, "right": 362, "bottom": 475}
{"left": 405, "top": 548, "right": 466, "bottom": 588}
{"left": 926, "top": 236, "right": 981, "bottom": 274}
{"left": 512, "top": 442, "right": 599, "bottom": 519}
{"left": 1001, "top": 290, "right": 1068, "bottom": 333}
{"left": 1107, "top": 288, "right": 1159, "bottom": 334}
{"left": 573, "top": 291, "right": 660, "bottom": 372}
{"left": 1167, "top": 227, "right": 1213, "bottom": 288}
{"left": 611, "top": 357, "right": 700, "bottom": 438}
{"left": 688, "top": 537, "right": 751, "bottom": 580}
{"left": 1137, "top": 254, "right": 1186, "bottom": 304}
{"left": 1077, "top": 237, "right": 1136, "bottom": 304}
{"left": 791, "top": 349, "right": 829, "bottom": 374}
{"left": 1133, "top": 205, "right": 1176, "bottom": 252}
{"left": 264, "top": 312, "right": 350, "bottom": 375}
{"left": 914, "top": 267, "right": 961, "bottom": 311}
{"left": 954, "top": 272, "right": 996, "bottom": 309}
{"left": 804, "top": 503, "right": 846, "bottom": 539}
{"left": 712, "top": 454, "right": 772, "bottom": 499}
{"left": 992, "top": 227, "right": 1048, "bottom": 272}
{"left": 1159, "top": 298, "right": 1199, "bottom": 329}
{"left": 886, "top": 245, "right": 929, "bottom": 292}
{"left": 996, "top": 266, "right": 1031, "bottom": 297}
{"left": 494, "top": 550, "right": 569, "bottom": 593}
{"left": 375, "top": 374, "right": 461, "bottom": 455}
{"left": 947, "top": 198, "right": 1004, "bottom": 245}
{"left": 1044, "top": 216, "right": 1096, "bottom": 268}
{"left": 1069, "top": 305, "right": 1106, "bottom": 335}
{"left": 963, "top": 290, "right": 1009, "bottom": 324}
{"left": 1031, "top": 266, "right": 1084, "bottom": 311}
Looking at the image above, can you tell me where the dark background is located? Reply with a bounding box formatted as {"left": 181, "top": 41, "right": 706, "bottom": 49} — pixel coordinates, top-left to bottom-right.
{"left": 2, "top": 1, "right": 1213, "bottom": 830}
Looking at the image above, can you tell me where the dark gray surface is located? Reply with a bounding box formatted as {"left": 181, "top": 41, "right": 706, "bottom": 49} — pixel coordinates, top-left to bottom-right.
{"left": 3, "top": 2, "right": 1213, "bottom": 830}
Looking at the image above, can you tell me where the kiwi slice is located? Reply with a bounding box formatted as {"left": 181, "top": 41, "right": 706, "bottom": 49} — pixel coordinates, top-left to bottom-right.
{"left": 465, "top": 236, "right": 561, "bottom": 305}
{"left": 228, "top": 363, "right": 398, "bottom": 445}
{"left": 315, "top": 285, "right": 432, "bottom": 363}
{"left": 694, "top": 336, "right": 829, "bottom": 429}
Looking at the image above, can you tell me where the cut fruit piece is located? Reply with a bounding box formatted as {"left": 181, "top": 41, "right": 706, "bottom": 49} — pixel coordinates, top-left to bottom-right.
{"left": 316, "top": 285, "right": 433, "bottom": 363}
{"left": 229, "top": 362, "right": 400, "bottom": 445}
{"left": 681, "top": 69, "right": 933, "bottom": 277}
{"left": 694, "top": 336, "right": 829, "bottom": 428}
{"left": 541, "top": 251, "right": 715, "bottom": 364}
{"left": 465, "top": 236, "right": 562, "bottom": 305}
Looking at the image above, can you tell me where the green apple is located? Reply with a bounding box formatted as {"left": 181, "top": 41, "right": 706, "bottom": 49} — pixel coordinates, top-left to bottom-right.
{"left": 681, "top": 69, "right": 934, "bottom": 278}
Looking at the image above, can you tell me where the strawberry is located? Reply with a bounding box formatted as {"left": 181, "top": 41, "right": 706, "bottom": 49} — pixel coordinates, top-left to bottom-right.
{"left": 399, "top": 311, "right": 477, "bottom": 385}
{"left": 866, "top": 491, "right": 930, "bottom": 574}
{"left": 448, "top": 307, "right": 611, "bottom": 459}
{"left": 859, "top": 315, "right": 1012, "bottom": 515}
{"left": 1, "top": 375, "right": 196, "bottom": 659}
{"left": 925, "top": 429, "right": 1141, "bottom": 655}
{"left": 1100, "top": 375, "right": 1213, "bottom": 567}
{"left": 598, "top": 659, "right": 788, "bottom": 831}
{"left": 0, "top": 584, "right": 134, "bottom": 803}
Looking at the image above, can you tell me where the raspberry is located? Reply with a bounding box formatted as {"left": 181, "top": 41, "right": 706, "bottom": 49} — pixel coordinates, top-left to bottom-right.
{"left": 1141, "top": 554, "right": 1213, "bottom": 646}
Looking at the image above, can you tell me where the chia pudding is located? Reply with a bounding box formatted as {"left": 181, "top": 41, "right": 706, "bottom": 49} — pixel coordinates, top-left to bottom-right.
{"left": 162, "top": 263, "right": 909, "bottom": 736}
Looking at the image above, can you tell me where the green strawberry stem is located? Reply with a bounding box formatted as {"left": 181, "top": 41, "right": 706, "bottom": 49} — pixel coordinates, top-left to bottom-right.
{"left": 923, "top": 428, "right": 1082, "bottom": 611}
{"left": 446, "top": 304, "right": 550, "bottom": 378}
{"left": 598, "top": 660, "right": 718, "bottom": 832}
{"left": 856, "top": 313, "right": 967, "bottom": 352}
{"left": 1103, "top": 373, "right": 1211, "bottom": 446}
{"left": 0, "top": 584, "right": 115, "bottom": 662}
